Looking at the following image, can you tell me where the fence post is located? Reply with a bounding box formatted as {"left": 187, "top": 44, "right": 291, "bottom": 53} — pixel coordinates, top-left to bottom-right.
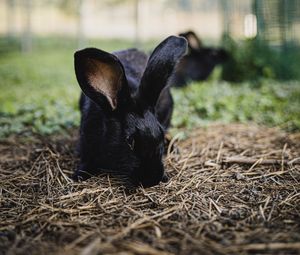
{"left": 134, "top": 0, "right": 140, "bottom": 48}
{"left": 6, "top": 0, "right": 16, "bottom": 38}
{"left": 22, "top": 0, "right": 32, "bottom": 53}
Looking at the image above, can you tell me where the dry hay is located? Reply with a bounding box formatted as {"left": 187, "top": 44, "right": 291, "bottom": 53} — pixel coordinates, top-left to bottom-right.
{"left": 0, "top": 123, "right": 300, "bottom": 255}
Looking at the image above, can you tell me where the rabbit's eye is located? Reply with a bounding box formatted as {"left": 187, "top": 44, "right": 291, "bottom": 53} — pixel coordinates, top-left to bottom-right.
{"left": 126, "top": 136, "right": 135, "bottom": 151}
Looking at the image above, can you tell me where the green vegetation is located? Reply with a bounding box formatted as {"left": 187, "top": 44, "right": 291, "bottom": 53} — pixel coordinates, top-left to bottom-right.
{"left": 221, "top": 35, "right": 300, "bottom": 81}
{"left": 0, "top": 37, "right": 133, "bottom": 137}
{"left": 172, "top": 79, "right": 300, "bottom": 132}
{"left": 0, "top": 37, "right": 299, "bottom": 139}
{"left": 0, "top": 47, "right": 78, "bottom": 137}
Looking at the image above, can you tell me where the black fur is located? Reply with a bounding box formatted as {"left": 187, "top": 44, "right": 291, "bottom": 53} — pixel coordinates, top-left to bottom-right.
{"left": 74, "top": 36, "right": 187, "bottom": 188}
{"left": 170, "top": 31, "right": 228, "bottom": 87}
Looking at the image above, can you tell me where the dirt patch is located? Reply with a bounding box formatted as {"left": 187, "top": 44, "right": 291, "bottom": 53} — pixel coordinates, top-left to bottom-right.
{"left": 0, "top": 124, "right": 300, "bottom": 255}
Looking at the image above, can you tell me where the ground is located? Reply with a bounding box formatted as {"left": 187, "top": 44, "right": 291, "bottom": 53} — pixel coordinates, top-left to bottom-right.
{"left": 1, "top": 123, "right": 299, "bottom": 255}
{"left": 1, "top": 38, "right": 300, "bottom": 254}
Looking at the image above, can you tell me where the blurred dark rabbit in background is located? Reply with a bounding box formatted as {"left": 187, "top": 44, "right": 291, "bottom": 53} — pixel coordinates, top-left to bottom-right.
{"left": 170, "top": 31, "right": 228, "bottom": 87}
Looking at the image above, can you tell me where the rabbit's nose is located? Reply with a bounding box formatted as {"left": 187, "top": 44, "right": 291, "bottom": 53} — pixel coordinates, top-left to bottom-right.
{"left": 161, "top": 174, "right": 169, "bottom": 183}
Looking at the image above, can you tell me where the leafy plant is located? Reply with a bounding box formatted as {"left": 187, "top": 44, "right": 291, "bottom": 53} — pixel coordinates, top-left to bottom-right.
{"left": 171, "top": 80, "right": 300, "bottom": 132}
{"left": 221, "top": 35, "right": 300, "bottom": 82}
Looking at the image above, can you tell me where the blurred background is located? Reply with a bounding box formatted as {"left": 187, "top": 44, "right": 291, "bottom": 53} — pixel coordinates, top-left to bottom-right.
{"left": 0, "top": 0, "right": 299, "bottom": 138}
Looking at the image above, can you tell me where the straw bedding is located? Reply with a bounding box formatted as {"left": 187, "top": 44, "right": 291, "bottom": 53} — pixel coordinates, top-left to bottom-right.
{"left": 0, "top": 123, "right": 300, "bottom": 255}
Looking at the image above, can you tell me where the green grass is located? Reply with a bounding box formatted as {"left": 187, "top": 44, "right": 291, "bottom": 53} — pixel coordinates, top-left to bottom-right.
{"left": 0, "top": 48, "right": 79, "bottom": 136}
{"left": 172, "top": 80, "right": 300, "bottom": 132}
{"left": 0, "top": 38, "right": 300, "bottom": 138}
{"left": 0, "top": 38, "right": 134, "bottom": 137}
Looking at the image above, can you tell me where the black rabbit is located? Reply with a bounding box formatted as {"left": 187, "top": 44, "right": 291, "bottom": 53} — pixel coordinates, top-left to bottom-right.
{"left": 170, "top": 31, "right": 228, "bottom": 87}
{"left": 74, "top": 36, "right": 187, "bottom": 188}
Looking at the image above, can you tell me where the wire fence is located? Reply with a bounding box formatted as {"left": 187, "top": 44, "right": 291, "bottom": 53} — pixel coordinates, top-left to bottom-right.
{"left": 1, "top": 0, "right": 299, "bottom": 48}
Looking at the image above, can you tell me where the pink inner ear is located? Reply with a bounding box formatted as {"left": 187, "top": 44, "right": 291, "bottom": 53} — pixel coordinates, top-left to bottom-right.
{"left": 85, "top": 58, "right": 123, "bottom": 110}
{"left": 187, "top": 35, "right": 202, "bottom": 49}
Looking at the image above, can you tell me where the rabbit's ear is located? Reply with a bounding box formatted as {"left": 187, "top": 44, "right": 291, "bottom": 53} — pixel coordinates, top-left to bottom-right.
{"left": 74, "top": 48, "right": 129, "bottom": 110}
{"left": 179, "top": 31, "right": 202, "bottom": 49}
{"left": 137, "top": 36, "right": 187, "bottom": 109}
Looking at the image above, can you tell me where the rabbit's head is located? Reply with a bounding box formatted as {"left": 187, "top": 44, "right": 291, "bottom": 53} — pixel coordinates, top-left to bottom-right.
{"left": 169, "top": 31, "right": 228, "bottom": 85}
{"left": 74, "top": 36, "right": 187, "bottom": 187}
{"left": 180, "top": 30, "right": 228, "bottom": 65}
